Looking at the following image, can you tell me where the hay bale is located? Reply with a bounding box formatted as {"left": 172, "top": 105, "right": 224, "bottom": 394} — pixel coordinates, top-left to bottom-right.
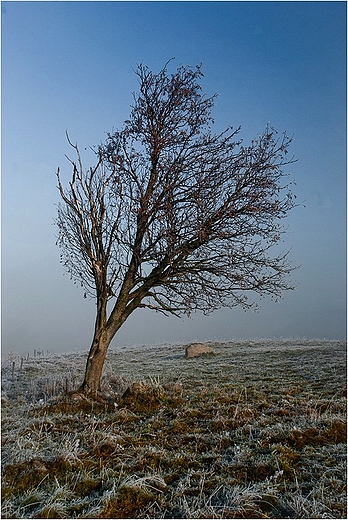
{"left": 185, "top": 343, "right": 214, "bottom": 359}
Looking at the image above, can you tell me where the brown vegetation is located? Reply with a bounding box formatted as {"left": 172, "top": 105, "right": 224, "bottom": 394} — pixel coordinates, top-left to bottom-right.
{"left": 1, "top": 339, "right": 346, "bottom": 518}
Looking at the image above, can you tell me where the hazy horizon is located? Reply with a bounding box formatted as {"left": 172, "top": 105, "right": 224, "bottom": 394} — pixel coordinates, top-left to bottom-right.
{"left": 1, "top": 1, "right": 346, "bottom": 358}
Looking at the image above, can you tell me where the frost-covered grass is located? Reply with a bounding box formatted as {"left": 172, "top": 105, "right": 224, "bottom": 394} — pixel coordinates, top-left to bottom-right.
{"left": 1, "top": 339, "right": 346, "bottom": 518}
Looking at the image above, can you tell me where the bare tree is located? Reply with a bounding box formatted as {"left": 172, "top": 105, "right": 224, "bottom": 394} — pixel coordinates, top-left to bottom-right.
{"left": 56, "top": 61, "right": 296, "bottom": 395}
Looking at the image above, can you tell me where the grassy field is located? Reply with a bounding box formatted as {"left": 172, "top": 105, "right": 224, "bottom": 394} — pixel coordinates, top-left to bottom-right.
{"left": 1, "top": 339, "right": 346, "bottom": 518}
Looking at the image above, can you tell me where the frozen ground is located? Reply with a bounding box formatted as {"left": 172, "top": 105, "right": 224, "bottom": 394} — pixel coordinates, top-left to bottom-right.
{"left": 1, "top": 339, "right": 347, "bottom": 518}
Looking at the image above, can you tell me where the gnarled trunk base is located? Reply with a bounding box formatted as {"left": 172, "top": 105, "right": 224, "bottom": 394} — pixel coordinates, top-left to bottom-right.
{"left": 81, "top": 336, "right": 111, "bottom": 395}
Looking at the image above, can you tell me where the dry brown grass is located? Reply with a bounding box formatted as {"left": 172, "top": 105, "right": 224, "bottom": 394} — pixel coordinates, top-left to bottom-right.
{"left": 1, "top": 339, "right": 346, "bottom": 518}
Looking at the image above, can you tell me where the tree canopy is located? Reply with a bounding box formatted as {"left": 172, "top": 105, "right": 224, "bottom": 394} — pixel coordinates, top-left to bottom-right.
{"left": 56, "top": 61, "right": 296, "bottom": 394}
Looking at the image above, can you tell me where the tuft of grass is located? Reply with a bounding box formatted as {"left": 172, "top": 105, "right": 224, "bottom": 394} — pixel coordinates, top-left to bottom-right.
{"left": 1, "top": 339, "right": 346, "bottom": 518}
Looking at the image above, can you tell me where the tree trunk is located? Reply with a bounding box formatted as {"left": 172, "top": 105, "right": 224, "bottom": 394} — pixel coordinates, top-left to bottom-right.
{"left": 81, "top": 332, "right": 111, "bottom": 395}
{"left": 80, "top": 302, "right": 129, "bottom": 395}
{"left": 79, "top": 272, "right": 140, "bottom": 396}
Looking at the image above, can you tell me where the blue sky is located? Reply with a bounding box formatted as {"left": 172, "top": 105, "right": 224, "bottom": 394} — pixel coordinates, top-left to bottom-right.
{"left": 1, "top": 1, "right": 346, "bottom": 357}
